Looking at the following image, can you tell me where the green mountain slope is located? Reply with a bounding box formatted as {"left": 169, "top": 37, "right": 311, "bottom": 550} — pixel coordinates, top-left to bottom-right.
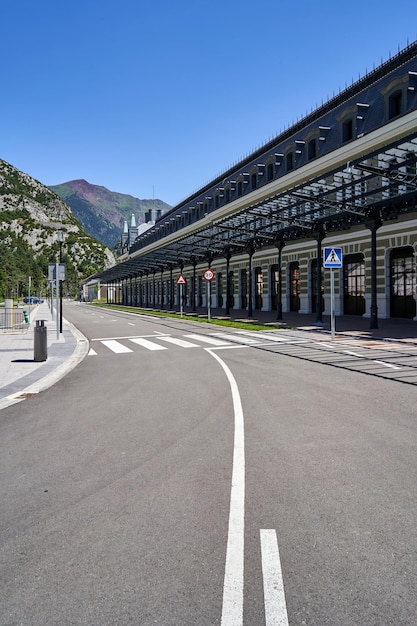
{"left": 0, "top": 160, "right": 115, "bottom": 299}
{"left": 50, "top": 179, "right": 171, "bottom": 248}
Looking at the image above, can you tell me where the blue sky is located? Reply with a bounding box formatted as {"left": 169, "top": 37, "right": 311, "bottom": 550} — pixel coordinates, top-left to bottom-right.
{"left": 1, "top": 1, "right": 416, "bottom": 207}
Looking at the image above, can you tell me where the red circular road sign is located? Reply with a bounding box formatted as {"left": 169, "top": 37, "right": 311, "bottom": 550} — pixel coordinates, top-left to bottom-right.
{"left": 202, "top": 268, "right": 215, "bottom": 281}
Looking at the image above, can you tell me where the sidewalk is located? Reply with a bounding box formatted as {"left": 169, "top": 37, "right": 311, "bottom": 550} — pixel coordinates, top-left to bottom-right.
{"left": 0, "top": 301, "right": 88, "bottom": 410}
{"left": 177, "top": 305, "right": 417, "bottom": 343}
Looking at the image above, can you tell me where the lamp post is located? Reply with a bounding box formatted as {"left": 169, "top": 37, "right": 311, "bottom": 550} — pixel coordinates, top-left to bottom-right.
{"left": 58, "top": 230, "right": 64, "bottom": 334}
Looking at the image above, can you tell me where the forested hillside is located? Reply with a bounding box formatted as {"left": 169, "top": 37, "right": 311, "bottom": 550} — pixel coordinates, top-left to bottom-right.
{"left": 0, "top": 160, "right": 115, "bottom": 300}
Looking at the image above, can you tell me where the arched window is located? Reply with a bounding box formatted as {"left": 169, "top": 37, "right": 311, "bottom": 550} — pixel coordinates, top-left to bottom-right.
{"left": 342, "top": 118, "right": 354, "bottom": 142}
{"left": 388, "top": 90, "right": 403, "bottom": 119}
{"left": 308, "top": 139, "right": 317, "bottom": 160}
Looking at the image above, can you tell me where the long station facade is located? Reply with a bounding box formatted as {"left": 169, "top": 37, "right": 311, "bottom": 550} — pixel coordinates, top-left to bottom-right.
{"left": 97, "top": 42, "right": 417, "bottom": 327}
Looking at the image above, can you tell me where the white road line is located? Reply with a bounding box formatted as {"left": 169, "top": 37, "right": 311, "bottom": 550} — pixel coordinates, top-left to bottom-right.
{"left": 260, "top": 529, "right": 289, "bottom": 626}
{"left": 93, "top": 334, "right": 165, "bottom": 341}
{"left": 344, "top": 350, "right": 364, "bottom": 357}
{"left": 101, "top": 340, "right": 133, "bottom": 354}
{"left": 237, "top": 331, "right": 306, "bottom": 344}
{"left": 129, "top": 337, "right": 167, "bottom": 351}
{"left": 184, "top": 334, "right": 230, "bottom": 346}
{"left": 207, "top": 350, "right": 245, "bottom": 626}
{"left": 88, "top": 347, "right": 97, "bottom": 356}
{"left": 211, "top": 332, "right": 259, "bottom": 345}
{"left": 128, "top": 322, "right": 135, "bottom": 326}
{"left": 373, "top": 360, "right": 401, "bottom": 370}
{"left": 157, "top": 336, "right": 199, "bottom": 348}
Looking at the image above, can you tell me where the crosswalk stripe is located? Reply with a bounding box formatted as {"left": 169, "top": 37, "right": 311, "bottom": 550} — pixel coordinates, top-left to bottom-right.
{"left": 129, "top": 337, "right": 167, "bottom": 351}
{"left": 101, "top": 340, "right": 133, "bottom": 353}
{"left": 157, "top": 336, "right": 199, "bottom": 348}
{"left": 184, "top": 334, "right": 231, "bottom": 346}
{"left": 211, "top": 332, "right": 259, "bottom": 344}
{"left": 236, "top": 331, "right": 305, "bottom": 343}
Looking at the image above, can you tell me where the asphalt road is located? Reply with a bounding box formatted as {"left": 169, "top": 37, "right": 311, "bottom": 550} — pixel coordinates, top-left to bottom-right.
{"left": 1, "top": 302, "right": 416, "bottom": 625}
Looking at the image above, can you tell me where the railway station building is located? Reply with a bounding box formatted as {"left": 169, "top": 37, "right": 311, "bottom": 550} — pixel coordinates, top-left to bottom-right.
{"left": 96, "top": 42, "right": 417, "bottom": 328}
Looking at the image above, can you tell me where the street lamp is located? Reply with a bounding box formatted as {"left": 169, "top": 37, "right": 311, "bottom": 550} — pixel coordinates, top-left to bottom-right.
{"left": 57, "top": 230, "right": 64, "bottom": 334}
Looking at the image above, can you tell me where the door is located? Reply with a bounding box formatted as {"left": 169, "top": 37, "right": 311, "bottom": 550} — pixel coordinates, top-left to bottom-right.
{"left": 390, "top": 247, "right": 416, "bottom": 318}
{"left": 240, "top": 269, "right": 247, "bottom": 309}
{"left": 343, "top": 254, "right": 365, "bottom": 315}
{"left": 289, "top": 262, "right": 300, "bottom": 312}
{"left": 255, "top": 267, "right": 263, "bottom": 310}
{"left": 271, "top": 264, "right": 279, "bottom": 310}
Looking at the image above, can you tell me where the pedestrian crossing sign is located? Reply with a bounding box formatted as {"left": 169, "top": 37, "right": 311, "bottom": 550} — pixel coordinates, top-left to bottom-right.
{"left": 323, "top": 247, "right": 343, "bottom": 268}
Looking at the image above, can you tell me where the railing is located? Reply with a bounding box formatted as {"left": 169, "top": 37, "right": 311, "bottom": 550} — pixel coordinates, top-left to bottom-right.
{"left": 0, "top": 309, "right": 28, "bottom": 332}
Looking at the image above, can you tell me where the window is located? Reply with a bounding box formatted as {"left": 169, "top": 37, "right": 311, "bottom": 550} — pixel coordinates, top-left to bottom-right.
{"left": 251, "top": 173, "right": 257, "bottom": 190}
{"left": 308, "top": 139, "right": 317, "bottom": 160}
{"left": 388, "top": 90, "right": 403, "bottom": 119}
{"left": 286, "top": 152, "right": 294, "bottom": 172}
{"left": 342, "top": 118, "right": 353, "bottom": 142}
{"left": 267, "top": 162, "right": 274, "bottom": 181}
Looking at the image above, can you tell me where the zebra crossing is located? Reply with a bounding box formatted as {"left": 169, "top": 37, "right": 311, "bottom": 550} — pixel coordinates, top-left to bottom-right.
{"left": 87, "top": 330, "right": 296, "bottom": 356}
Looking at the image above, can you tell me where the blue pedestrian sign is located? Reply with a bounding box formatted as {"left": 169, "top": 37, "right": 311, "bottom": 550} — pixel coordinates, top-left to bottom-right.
{"left": 323, "top": 247, "right": 343, "bottom": 268}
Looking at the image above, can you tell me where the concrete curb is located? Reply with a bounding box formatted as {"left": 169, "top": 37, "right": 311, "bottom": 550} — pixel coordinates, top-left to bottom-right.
{"left": 0, "top": 320, "right": 89, "bottom": 411}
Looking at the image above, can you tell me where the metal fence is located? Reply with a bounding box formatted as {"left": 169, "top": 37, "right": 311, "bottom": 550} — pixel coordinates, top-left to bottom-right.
{"left": 0, "top": 309, "right": 28, "bottom": 332}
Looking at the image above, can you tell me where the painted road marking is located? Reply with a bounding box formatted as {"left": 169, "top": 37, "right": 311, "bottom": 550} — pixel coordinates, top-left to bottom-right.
{"left": 373, "top": 360, "right": 401, "bottom": 370}
{"left": 207, "top": 350, "right": 245, "bottom": 626}
{"left": 260, "top": 529, "right": 289, "bottom": 626}
{"left": 100, "top": 340, "right": 133, "bottom": 354}
{"left": 88, "top": 347, "right": 97, "bottom": 356}
{"left": 184, "top": 334, "right": 231, "bottom": 346}
{"left": 157, "top": 336, "right": 199, "bottom": 348}
{"left": 237, "top": 331, "right": 307, "bottom": 344}
{"left": 211, "top": 332, "right": 259, "bottom": 345}
{"left": 129, "top": 337, "right": 167, "bottom": 351}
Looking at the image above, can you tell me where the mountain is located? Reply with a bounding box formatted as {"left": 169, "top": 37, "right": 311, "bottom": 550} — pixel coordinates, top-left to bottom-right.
{"left": 49, "top": 180, "right": 171, "bottom": 248}
{"left": 0, "top": 160, "right": 115, "bottom": 299}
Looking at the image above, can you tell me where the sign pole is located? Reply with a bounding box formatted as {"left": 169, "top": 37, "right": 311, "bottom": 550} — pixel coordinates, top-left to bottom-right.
{"left": 202, "top": 268, "right": 215, "bottom": 321}
{"left": 55, "top": 262, "right": 59, "bottom": 339}
{"left": 208, "top": 280, "right": 211, "bottom": 321}
{"left": 176, "top": 274, "right": 187, "bottom": 317}
{"left": 330, "top": 268, "right": 335, "bottom": 339}
{"left": 323, "top": 247, "right": 343, "bottom": 340}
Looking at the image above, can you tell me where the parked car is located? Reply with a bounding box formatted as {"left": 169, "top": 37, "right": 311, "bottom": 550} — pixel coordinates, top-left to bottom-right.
{"left": 23, "top": 297, "right": 44, "bottom": 304}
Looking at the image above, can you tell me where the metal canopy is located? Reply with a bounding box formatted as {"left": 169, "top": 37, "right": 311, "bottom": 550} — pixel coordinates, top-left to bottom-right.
{"left": 98, "top": 132, "right": 417, "bottom": 283}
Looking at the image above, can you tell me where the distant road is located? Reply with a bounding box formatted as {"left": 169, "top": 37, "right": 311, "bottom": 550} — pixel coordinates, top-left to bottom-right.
{"left": 0, "top": 302, "right": 416, "bottom": 625}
